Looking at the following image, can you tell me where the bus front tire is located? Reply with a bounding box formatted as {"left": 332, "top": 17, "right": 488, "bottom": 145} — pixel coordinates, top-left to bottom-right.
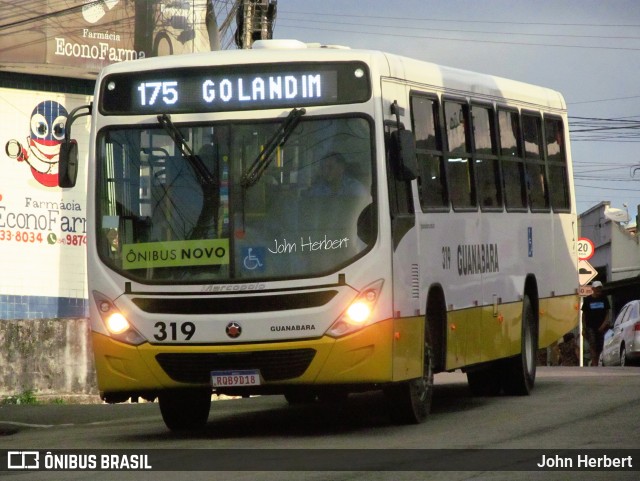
{"left": 385, "top": 344, "right": 434, "bottom": 424}
{"left": 158, "top": 388, "right": 211, "bottom": 431}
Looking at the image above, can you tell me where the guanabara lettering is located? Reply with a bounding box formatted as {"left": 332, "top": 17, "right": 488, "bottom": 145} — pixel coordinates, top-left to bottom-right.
{"left": 271, "top": 324, "right": 316, "bottom": 332}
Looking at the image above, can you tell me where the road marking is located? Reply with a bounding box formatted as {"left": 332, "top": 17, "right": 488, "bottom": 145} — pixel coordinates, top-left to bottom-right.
{"left": 0, "top": 421, "right": 74, "bottom": 428}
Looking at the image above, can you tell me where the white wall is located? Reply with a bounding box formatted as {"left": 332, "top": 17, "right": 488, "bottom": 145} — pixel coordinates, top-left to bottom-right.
{"left": 0, "top": 87, "right": 91, "bottom": 318}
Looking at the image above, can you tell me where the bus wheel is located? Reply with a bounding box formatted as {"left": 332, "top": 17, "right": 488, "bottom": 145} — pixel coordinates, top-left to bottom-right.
{"left": 385, "top": 344, "right": 434, "bottom": 424}
{"left": 158, "top": 388, "right": 211, "bottom": 431}
{"left": 502, "top": 296, "right": 537, "bottom": 395}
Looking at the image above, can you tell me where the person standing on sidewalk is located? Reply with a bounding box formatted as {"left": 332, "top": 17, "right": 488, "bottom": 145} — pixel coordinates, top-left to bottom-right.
{"left": 581, "top": 281, "right": 611, "bottom": 366}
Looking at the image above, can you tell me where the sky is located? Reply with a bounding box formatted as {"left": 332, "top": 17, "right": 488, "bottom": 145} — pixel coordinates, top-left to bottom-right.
{"left": 272, "top": 0, "right": 640, "bottom": 220}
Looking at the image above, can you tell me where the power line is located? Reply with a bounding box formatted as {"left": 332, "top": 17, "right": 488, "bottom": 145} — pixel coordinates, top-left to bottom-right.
{"left": 278, "top": 15, "right": 640, "bottom": 41}
{"left": 0, "top": 0, "right": 103, "bottom": 31}
{"left": 280, "top": 11, "right": 640, "bottom": 28}
{"left": 569, "top": 115, "right": 640, "bottom": 143}
{"left": 575, "top": 176, "right": 639, "bottom": 181}
{"left": 575, "top": 183, "right": 640, "bottom": 192}
{"left": 571, "top": 116, "right": 640, "bottom": 122}
{"left": 571, "top": 96, "right": 640, "bottom": 105}
{"left": 574, "top": 167, "right": 634, "bottom": 175}
{"left": 277, "top": 22, "right": 640, "bottom": 52}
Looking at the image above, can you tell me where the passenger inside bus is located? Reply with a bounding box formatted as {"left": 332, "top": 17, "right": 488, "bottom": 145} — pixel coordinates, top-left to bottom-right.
{"left": 308, "top": 152, "right": 367, "bottom": 197}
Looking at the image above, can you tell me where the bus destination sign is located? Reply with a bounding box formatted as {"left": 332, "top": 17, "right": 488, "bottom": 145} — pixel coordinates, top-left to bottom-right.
{"left": 100, "top": 62, "right": 370, "bottom": 115}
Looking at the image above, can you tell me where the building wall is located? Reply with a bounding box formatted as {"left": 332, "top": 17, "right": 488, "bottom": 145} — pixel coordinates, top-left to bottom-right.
{"left": 579, "top": 202, "right": 611, "bottom": 280}
{"left": 0, "top": 318, "right": 96, "bottom": 398}
{"left": 579, "top": 202, "right": 640, "bottom": 321}
{"left": 611, "top": 222, "right": 640, "bottom": 281}
{"left": 0, "top": 1, "right": 211, "bottom": 79}
{"left": 579, "top": 202, "right": 640, "bottom": 284}
{"left": 0, "top": 1, "right": 215, "bottom": 398}
{"left": 0, "top": 76, "right": 95, "bottom": 397}
{"left": 0, "top": 83, "right": 91, "bottom": 320}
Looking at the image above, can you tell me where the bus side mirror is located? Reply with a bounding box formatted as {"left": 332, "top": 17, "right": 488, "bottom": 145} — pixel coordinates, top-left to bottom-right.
{"left": 390, "top": 129, "right": 417, "bottom": 181}
{"left": 58, "top": 103, "right": 92, "bottom": 189}
{"left": 59, "top": 140, "right": 79, "bottom": 188}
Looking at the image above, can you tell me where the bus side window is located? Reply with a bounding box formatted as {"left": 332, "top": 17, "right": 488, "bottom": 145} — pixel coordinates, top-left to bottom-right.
{"left": 498, "top": 109, "right": 527, "bottom": 211}
{"left": 544, "top": 117, "right": 571, "bottom": 212}
{"left": 410, "top": 94, "right": 448, "bottom": 210}
{"left": 522, "top": 113, "right": 550, "bottom": 212}
{"left": 444, "top": 101, "right": 476, "bottom": 210}
{"left": 471, "top": 105, "right": 502, "bottom": 210}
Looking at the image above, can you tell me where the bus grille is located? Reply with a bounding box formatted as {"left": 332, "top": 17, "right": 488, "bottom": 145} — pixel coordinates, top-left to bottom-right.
{"left": 156, "top": 349, "right": 316, "bottom": 383}
{"left": 132, "top": 291, "right": 338, "bottom": 314}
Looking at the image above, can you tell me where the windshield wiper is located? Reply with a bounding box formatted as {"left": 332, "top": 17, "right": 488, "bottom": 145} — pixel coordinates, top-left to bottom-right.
{"left": 157, "top": 113, "right": 215, "bottom": 185}
{"left": 240, "top": 107, "right": 306, "bottom": 188}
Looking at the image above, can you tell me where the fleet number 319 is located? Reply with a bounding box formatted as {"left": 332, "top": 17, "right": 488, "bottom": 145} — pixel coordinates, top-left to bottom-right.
{"left": 153, "top": 321, "right": 195, "bottom": 341}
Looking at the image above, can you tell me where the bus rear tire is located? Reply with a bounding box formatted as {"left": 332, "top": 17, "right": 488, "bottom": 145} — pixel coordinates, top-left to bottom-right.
{"left": 385, "top": 343, "right": 434, "bottom": 424}
{"left": 158, "top": 388, "right": 211, "bottom": 431}
{"left": 502, "top": 296, "right": 537, "bottom": 395}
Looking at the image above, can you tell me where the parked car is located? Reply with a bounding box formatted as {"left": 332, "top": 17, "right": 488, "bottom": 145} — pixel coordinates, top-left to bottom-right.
{"left": 600, "top": 300, "right": 640, "bottom": 366}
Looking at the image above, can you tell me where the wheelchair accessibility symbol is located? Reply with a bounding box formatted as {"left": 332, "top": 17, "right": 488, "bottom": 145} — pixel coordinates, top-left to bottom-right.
{"left": 242, "top": 247, "right": 265, "bottom": 271}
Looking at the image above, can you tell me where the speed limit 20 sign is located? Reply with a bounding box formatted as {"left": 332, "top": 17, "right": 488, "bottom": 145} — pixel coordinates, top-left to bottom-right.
{"left": 577, "top": 237, "right": 595, "bottom": 261}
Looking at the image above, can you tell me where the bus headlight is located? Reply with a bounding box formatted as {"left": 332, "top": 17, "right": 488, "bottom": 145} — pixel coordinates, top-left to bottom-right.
{"left": 327, "top": 279, "right": 384, "bottom": 338}
{"left": 93, "top": 291, "right": 146, "bottom": 345}
{"left": 105, "top": 313, "right": 130, "bottom": 335}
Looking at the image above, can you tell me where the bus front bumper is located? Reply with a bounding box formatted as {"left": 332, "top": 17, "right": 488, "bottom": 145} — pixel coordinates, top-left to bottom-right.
{"left": 92, "top": 316, "right": 424, "bottom": 398}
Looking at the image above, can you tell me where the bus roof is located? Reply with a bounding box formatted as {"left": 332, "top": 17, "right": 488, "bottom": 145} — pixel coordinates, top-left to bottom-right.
{"left": 384, "top": 52, "right": 566, "bottom": 111}
{"left": 99, "top": 40, "right": 566, "bottom": 112}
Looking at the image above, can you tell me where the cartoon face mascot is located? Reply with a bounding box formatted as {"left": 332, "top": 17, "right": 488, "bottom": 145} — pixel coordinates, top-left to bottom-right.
{"left": 5, "top": 100, "right": 69, "bottom": 187}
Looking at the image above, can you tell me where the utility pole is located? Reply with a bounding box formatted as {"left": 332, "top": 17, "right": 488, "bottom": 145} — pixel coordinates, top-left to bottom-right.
{"left": 133, "top": 0, "right": 157, "bottom": 56}
{"left": 235, "top": 0, "right": 277, "bottom": 49}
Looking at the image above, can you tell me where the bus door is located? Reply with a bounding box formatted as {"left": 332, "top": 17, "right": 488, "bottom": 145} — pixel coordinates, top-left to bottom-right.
{"left": 381, "top": 80, "right": 420, "bottom": 321}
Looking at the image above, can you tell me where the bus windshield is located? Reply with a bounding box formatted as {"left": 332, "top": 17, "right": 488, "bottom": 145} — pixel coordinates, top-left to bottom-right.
{"left": 97, "top": 116, "right": 375, "bottom": 283}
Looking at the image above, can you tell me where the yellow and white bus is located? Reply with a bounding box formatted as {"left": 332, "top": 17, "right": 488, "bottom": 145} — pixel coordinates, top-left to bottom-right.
{"left": 60, "top": 39, "right": 579, "bottom": 430}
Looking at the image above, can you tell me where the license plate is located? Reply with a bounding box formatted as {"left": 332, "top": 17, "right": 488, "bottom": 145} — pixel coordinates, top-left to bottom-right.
{"left": 210, "top": 369, "right": 261, "bottom": 387}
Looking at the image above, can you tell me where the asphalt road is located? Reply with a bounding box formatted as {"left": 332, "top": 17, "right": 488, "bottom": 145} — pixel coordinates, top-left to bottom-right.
{"left": 1, "top": 366, "right": 639, "bottom": 480}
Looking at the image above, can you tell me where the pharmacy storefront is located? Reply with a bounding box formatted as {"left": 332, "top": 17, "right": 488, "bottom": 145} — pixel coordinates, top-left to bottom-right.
{"left": 0, "top": 0, "right": 210, "bottom": 319}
